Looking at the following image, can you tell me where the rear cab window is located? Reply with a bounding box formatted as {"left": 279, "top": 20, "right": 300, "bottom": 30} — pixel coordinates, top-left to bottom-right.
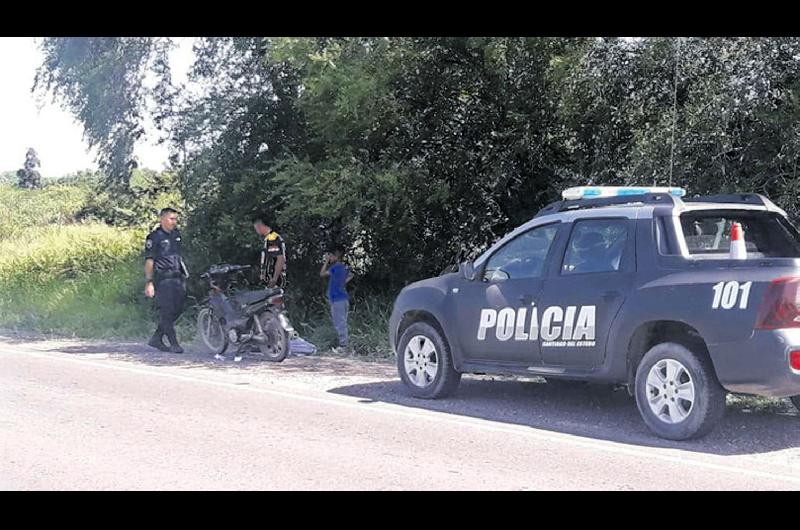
{"left": 678, "top": 210, "right": 800, "bottom": 258}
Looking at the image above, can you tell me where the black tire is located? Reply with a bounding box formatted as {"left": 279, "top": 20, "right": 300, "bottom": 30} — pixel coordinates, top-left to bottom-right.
{"left": 397, "top": 322, "right": 461, "bottom": 399}
{"left": 790, "top": 396, "right": 800, "bottom": 412}
{"left": 634, "top": 342, "right": 726, "bottom": 440}
{"left": 197, "top": 307, "right": 228, "bottom": 355}
{"left": 255, "top": 310, "right": 289, "bottom": 362}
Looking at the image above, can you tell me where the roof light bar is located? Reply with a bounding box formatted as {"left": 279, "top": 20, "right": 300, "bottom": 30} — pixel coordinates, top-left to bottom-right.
{"left": 562, "top": 186, "right": 687, "bottom": 201}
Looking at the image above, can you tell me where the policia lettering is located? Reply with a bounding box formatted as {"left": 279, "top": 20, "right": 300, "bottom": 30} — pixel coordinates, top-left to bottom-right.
{"left": 477, "top": 305, "right": 597, "bottom": 346}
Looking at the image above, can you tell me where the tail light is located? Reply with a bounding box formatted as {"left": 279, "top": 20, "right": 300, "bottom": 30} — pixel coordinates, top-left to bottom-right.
{"left": 269, "top": 296, "right": 284, "bottom": 307}
{"left": 790, "top": 350, "right": 800, "bottom": 371}
{"left": 754, "top": 276, "right": 800, "bottom": 329}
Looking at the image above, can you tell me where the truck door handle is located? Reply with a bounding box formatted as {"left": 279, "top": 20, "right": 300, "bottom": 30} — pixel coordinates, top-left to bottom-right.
{"left": 518, "top": 294, "right": 534, "bottom": 304}
{"left": 602, "top": 291, "right": 620, "bottom": 301}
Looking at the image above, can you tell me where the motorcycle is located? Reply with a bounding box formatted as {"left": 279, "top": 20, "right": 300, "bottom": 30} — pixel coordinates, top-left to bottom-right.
{"left": 196, "top": 264, "right": 295, "bottom": 362}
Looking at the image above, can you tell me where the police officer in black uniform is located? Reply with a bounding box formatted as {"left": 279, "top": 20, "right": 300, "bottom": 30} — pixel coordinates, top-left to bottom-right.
{"left": 144, "top": 207, "right": 188, "bottom": 353}
{"left": 253, "top": 216, "right": 286, "bottom": 289}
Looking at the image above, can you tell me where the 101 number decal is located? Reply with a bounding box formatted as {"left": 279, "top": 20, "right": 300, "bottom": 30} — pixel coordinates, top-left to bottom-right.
{"left": 711, "top": 281, "right": 752, "bottom": 310}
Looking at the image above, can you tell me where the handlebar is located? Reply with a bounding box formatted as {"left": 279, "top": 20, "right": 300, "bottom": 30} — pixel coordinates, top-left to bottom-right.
{"left": 200, "top": 264, "right": 252, "bottom": 279}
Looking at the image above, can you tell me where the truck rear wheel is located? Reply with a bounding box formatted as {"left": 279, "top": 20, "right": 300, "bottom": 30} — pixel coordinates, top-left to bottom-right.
{"left": 634, "top": 342, "right": 726, "bottom": 440}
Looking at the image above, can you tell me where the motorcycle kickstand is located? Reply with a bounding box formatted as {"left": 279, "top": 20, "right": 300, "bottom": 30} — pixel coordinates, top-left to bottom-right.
{"left": 235, "top": 342, "right": 250, "bottom": 357}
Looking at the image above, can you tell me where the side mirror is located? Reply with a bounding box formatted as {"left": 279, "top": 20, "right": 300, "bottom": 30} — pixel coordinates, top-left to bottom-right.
{"left": 460, "top": 261, "right": 477, "bottom": 281}
{"left": 486, "top": 269, "right": 509, "bottom": 282}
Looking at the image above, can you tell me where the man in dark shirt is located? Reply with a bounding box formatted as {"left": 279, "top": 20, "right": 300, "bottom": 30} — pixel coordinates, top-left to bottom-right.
{"left": 253, "top": 216, "right": 286, "bottom": 288}
{"left": 144, "top": 208, "right": 188, "bottom": 353}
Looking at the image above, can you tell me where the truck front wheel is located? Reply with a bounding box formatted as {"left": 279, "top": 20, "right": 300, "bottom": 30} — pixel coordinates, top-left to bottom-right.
{"left": 397, "top": 322, "right": 461, "bottom": 399}
{"left": 634, "top": 342, "right": 727, "bottom": 440}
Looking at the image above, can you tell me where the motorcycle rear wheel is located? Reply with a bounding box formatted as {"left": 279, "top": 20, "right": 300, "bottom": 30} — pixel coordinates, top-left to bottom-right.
{"left": 255, "top": 310, "right": 289, "bottom": 362}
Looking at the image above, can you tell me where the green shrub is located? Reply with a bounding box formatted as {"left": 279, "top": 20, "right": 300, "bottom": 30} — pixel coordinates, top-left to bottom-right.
{"left": 0, "top": 184, "right": 92, "bottom": 240}
{"left": 0, "top": 255, "right": 155, "bottom": 339}
{"left": 0, "top": 220, "right": 154, "bottom": 339}
{"left": 0, "top": 223, "right": 145, "bottom": 285}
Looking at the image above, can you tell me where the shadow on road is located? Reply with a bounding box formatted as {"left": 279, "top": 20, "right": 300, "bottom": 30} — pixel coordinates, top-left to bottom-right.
{"left": 328, "top": 377, "right": 800, "bottom": 457}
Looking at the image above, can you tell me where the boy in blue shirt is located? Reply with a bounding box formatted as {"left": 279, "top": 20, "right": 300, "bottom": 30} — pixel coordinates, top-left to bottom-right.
{"left": 320, "top": 248, "right": 353, "bottom": 351}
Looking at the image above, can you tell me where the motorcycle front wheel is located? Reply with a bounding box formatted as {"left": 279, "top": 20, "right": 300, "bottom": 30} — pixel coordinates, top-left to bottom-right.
{"left": 256, "top": 310, "right": 289, "bottom": 362}
{"left": 198, "top": 307, "right": 228, "bottom": 355}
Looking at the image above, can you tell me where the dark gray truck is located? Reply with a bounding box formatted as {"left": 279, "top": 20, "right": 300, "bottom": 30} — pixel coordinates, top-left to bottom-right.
{"left": 388, "top": 189, "right": 800, "bottom": 439}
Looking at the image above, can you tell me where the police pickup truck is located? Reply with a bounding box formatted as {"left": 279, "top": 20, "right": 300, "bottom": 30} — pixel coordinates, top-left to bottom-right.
{"left": 388, "top": 186, "right": 800, "bottom": 440}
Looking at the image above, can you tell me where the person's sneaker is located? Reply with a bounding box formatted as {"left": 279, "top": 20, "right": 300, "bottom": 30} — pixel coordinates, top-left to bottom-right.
{"left": 213, "top": 354, "right": 226, "bottom": 361}
{"left": 233, "top": 355, "right": 243, "bottom": 363}
{"left": 168, "top": 344, "right": 184, "bottom": 354}
{"left": 147, "top": 335, "right": 169, "bottom": 352}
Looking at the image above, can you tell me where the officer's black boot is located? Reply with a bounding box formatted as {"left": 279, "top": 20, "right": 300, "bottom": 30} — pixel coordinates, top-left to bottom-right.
{"left": 147, "top": 332, "right": 169, "bottom": 352}
{"left": 164, "top": 329, "right": 184, "bottom": 354}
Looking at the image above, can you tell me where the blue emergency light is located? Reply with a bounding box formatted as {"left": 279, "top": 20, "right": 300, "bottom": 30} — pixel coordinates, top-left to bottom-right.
{"left": 562, "top": 186, "right": 687, "bottom": 201}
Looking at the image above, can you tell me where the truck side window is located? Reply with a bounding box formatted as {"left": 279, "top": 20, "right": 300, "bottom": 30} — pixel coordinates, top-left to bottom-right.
{"left": 483, "top": 224, "right": 558, "bottom": 282}
{"left": 562, "top": 219, "right": 628, "bottom": 274}
{"left": 655, "top": 216, "right": 674, "bottom": 255}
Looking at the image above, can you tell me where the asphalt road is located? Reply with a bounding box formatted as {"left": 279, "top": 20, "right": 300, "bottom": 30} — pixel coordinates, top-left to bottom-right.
{"left": 1, "top": 333, "right": 798, "bottom": 490}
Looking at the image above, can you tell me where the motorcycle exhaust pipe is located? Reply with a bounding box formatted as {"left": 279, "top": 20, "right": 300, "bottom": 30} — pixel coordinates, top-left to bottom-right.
{"left": 277, "top": 313, "right": 298, "bottom": 338}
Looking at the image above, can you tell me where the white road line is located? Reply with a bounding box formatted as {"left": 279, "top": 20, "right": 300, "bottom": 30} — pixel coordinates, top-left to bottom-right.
{"left": 3, "top": 346, "right": 800, "bottom": 487}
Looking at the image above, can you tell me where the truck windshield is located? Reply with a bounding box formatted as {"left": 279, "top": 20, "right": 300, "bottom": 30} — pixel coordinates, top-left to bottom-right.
{"left": 679, "top": 210, "right": 800, "bottom": 258}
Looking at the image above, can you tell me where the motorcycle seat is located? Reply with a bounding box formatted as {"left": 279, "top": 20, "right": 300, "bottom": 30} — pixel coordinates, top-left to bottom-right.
{"left": 235, "top": 287, "right": 283, "bottom": 307}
